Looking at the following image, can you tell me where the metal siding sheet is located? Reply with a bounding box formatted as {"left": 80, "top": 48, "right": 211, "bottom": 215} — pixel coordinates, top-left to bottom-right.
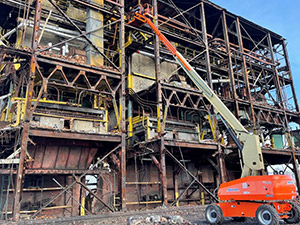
{"left": 31, "top": 145, "right": 46, "bottom": 169}
{"left": 42, "top": 145, "right": 57, "bottom": 168}
{"left": 27, "top": 145, "right": 36, "bottom": 168}
{"left": 78, "top": 147, "right": 89, "bottom": 169}
{"left": 55, "top": 146, "right": 70, "bottom": 169}
{"left": 86, "top": 148, "right": 98, "bottom": 168}
{"left": 66, "top": 147, "right": 82, "bottom": 169}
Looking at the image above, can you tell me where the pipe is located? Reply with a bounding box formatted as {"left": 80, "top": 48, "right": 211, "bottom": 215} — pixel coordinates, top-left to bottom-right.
{"left": 212, "top": 79, "right": 230, "bottom": 84}
{"left": 218, "top": 113, "right": 243, "bottom": 151}
{"left": 2, "top": 23, "right": 23, "bottom": 39}
{"left": 0, "top": 93, "right": 12, "bottom": 100}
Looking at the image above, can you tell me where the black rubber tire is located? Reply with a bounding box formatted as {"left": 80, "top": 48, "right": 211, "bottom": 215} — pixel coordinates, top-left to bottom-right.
{"left": 256, "top": 204, "right": 279, "bottom": 225}
{"left": 232, "top": 217, "right": 246, "bottom": 222}
{"left": 284, "top": 202, "right": 300, "bottom": 224}
{"left": 205, "top": 204, "right": 224, "bottom": 225}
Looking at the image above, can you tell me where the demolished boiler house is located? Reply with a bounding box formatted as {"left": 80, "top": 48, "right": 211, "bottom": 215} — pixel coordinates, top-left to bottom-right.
{"left": 0, "top": 0, "right": 299, "bottom": 221}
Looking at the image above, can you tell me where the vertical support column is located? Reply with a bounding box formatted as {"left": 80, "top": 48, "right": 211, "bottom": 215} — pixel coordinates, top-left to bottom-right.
{"left": 119, "top": 0, "right": 126, "bottom": 210}
{"left": 153, "top": 0, "right": 168, "bottom": 205}
{"left": 86, "top": 0, "right": 104, "bottom": 66}
{"left": 200, "top": 2, "right": 221, "bottom": 138}
{"left": 235, "top": 17, "right": 256, "bottom": 126}
{"left": 66, "top": 176, "right": 73, "bottom": 217}
{"left": 200, "top": 2, "right": 212, "bottom": 89}
{"left": 72, "top": 181, "right": 81, "bottom": 216}
{"left": 267, "top": 33, "right": 284, "bottom": 109}
{"left": 128, "top": 57, "right": 133, "bottom": 138}
{"left": 13, "top": 0, "right": 42, "bottom": 221}
{"left": 217, "top": 144, "right": 227, "bottom": 183}
{"left": 221, "top": 10, "right": 240, "bottom": 118}
{"left": 173, "top": 167, "right": 179, "bottom": 207}
{"left": 290, "top": 135, "right": 300, "bottom": 191}
{"left": 281, "top": 39, "right": 299, "bottom": 112}
{"left": 267, "top": 36, "right": 300, "bottom": 190}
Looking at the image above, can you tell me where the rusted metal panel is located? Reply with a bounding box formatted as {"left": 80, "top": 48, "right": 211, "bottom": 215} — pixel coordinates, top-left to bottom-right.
{"left": 87, "top": 148, "right": 98, "bottom": 168}
{"left": 28, "top": 145, "right": 45, "bottom": 168}
{"left": 55, "top": 146, "right": 70, "bottom": 169}
{"left": 42, "top": 145, "right": 57, "bottom": 168}
{"left": 66, "top": 147, "right": 82, "bottom": 169}
{"left": 27, "top": 145, "right": 98, "bottom": 170}
{"left": 78, "top": 147, "right": 90, "bottom": 169}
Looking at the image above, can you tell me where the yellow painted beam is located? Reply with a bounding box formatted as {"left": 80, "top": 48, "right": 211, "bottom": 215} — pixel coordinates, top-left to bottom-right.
{"left": 207, "top": 115, "right": 217, "bottom": 141}
{"left": 201, "top": 192, "right": 205, "bottom": 205}
{"left": 132, "top": 72, "right": 156, "bottom": 81}
{"left": 80, "top": 197, "right": 85, "bottom": 216}
{"left": 33, "top": 112, "right": 107, "bottom": 123}
{"left": 156, "top": 106, "right": 161, "bottom": 133}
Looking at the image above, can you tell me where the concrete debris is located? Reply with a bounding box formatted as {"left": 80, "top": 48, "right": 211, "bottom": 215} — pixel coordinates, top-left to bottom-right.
{"left": 127, "top": 215, "right": 189, "bottom": 225}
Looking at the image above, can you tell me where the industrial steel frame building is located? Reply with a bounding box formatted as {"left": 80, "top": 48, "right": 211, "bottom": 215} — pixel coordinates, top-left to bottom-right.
{"left": 0, "top": 0, "right": 299, "bottom": 220}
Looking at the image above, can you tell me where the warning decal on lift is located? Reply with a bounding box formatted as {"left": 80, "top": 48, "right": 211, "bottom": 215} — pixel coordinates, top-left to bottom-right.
{"left": 226, "top": 188, "right": 239, "bottom": 192}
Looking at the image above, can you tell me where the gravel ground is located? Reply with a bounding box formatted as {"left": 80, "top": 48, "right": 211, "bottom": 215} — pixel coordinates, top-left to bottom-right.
{"left": 0, "top": 205, "right": 297, "bottom": 225}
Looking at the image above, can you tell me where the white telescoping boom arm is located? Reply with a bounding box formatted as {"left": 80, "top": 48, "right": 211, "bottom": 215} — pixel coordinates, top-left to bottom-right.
{"left": 130, "top": 8, "right": 264, "bottom": 177}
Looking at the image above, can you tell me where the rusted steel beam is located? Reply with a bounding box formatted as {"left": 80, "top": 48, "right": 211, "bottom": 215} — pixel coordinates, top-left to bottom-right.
{"left": 158, "top": 2, "right": 202, "bottom": 28}
{"left": 200, "top": 2, "right": 212, "bottom": 89}
{"left": 281, "top": 40, "right": 299, "bottom": 112}
{"left": 217, "top": 144, "right": 227, "bottom": 183}
{"left": 289, "top": 138, "right": 300, "bottom": 191}
{"left": 206, "top": 158, "right": 219, "bottom": 172}
{"left": 119, "top": 0, "right": 126, "bottom": 210}
{"left": 153, "top": 0, "right": 168, "bottom": 206}
{"left": 267, "top": 33, "right": 300, "bottom": 189}
{"left": 12, "top": 0, "right": 42, "bottom": 221}
{"left": 162, "top": 83, "right": 202, "bottom": 95}
{"left": 29, "top": 129, "right": 121, "bottom": 142}
{"left": 73, "top": 175, "right": 114, "bottom": 212}
{"left": 52, "top": 178, "right": 92, "bottom": 215}
{"left": 186, "top": 185, "right": 198, "bottom": 199}
{"left": 267, "top": 33, "right": 284, "bottom": 109}
{"left": 221, "top": 10, "right": 240, "bottom": 119}
{"left": 173, "top": 165, "right": 180, "bottom": 206}
{"left": 171, "top": 179, "right": 196, "bottom": 206}
{"left": 0, "top": 169, "right": 106, "bottom": 175}
{"left": 164, "top": 140, "right": 218, "bottom": 150}
{"left": 165, "top": 148, "right": 219, "bottom": 202}
{"left": 71, "top": 0, "right": 122, "bottom": 15}
{"left": 235, "top": 17, "right": 256, "bottom": 127}
{"left": 150, "top": 155, "right": 161, "bottom": 170}
{"left": 200, "top": 2, "right": 221, "bottom": 139}
{"left": 262, "top": 149, "right": 299, "bottom": 155}
{"left": 111, "top": 153, "right": 121, "bottom": 170}
{"left": 37, "top": 55, "right": 121, "bottom": 77}
{"left": 104, "top": 0, "right": 122, "bottom": 7}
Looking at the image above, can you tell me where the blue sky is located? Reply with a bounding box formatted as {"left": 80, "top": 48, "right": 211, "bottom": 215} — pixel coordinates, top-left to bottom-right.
{"left": 211, "top": 0, "right": 300, "bottom": 108}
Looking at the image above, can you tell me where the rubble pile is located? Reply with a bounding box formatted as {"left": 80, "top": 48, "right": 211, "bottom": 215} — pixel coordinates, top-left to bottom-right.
{"left": 127, "top": 215, "right": 193, "bottom": 225}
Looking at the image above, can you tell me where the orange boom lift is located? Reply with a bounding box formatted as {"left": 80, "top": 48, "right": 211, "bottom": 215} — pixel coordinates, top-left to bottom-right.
{"left": 128, "top": 4, "right": 300, "bottom": 225}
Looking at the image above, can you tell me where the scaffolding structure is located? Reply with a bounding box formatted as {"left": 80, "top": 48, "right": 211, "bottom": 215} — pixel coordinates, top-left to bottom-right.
{"left": 0, "top": 0, "right": 299, "bottom": 221}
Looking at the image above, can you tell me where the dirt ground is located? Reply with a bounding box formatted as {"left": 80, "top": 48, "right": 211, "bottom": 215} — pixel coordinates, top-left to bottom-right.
{"left": 1, "top": 205, "right": 297, "bottom": 225}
